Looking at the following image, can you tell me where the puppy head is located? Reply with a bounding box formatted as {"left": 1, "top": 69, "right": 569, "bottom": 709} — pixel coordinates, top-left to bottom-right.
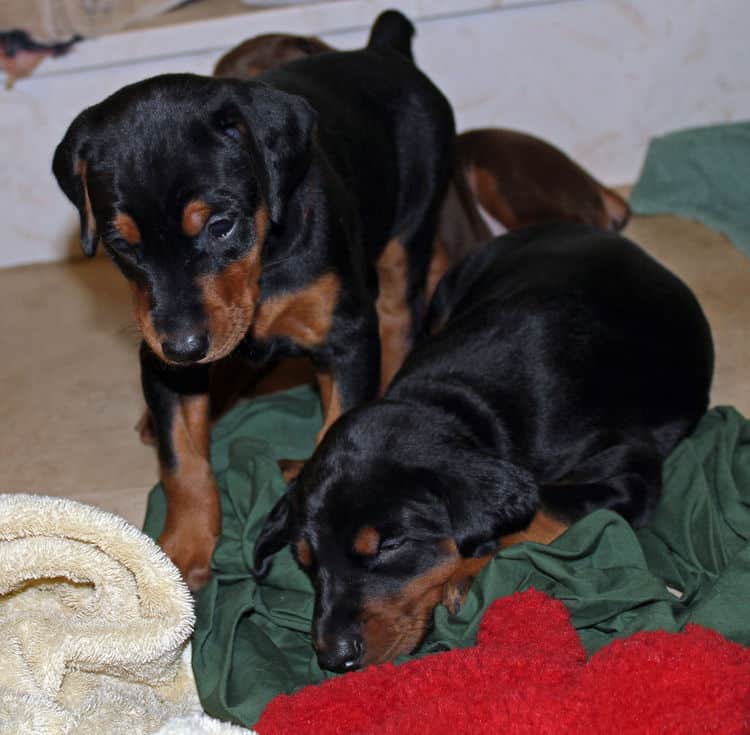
{"left": 52, "top": 74, "right": 316, "bottom": 364}
{"left": 254, "top": 404, "right": 538, "bottom": 671}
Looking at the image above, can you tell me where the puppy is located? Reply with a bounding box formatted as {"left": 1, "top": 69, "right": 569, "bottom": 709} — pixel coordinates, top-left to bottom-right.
{"left": 213, "top": 31, "right": 630, "bottom": 281}
{"left": 437, "top": 127, "right": 631, "bottom": 265}
{"left": 457, "top": 128, "right": 629, "bottom": 232}
{"left": 52, "top": 11, "right": 454, "bottom": 588}
{"left": 254, "top": 222, "right": 714, "bottom": 671}
{"left": 214, "top": 33, "right": 334, "bottom": 79}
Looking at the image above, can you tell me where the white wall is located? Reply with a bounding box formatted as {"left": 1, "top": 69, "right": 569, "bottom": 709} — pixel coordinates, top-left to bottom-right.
{"left": 1, "top": 0, "right": 749, "bottom": 268}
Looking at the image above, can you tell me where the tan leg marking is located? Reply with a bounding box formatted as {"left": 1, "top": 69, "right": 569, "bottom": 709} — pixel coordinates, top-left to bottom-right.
{"left": 158, "top": 393, "right": 220, "bottom": 590}
{"left": 315, "top": 369, "right": 343, "bottom": 443}
{"left": 425, "top": 236, "right": 453, "bottom": 304}
{"left": 375, "top": 237, "right": 412, "bottom": 394}
{"left": 277, "top": 367, "right": 342, "bottom": 482}
{"left": 296, "top": 539, "right": 313, "bottom": 569}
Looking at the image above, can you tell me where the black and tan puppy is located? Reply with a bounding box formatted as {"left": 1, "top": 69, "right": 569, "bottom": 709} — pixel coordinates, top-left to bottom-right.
{"left": 212, "top": 30, "right": 631, "bottom": 295}
{"left": 52, "top": 11, "right": 454, "bottom": 588}
{"left": 254, "top": 223, "right": 714, "bottom": 672}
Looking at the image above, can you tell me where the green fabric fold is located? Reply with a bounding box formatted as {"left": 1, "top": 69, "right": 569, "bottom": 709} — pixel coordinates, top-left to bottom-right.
{"left": 630, "top": 121, "right": 750, "bottom": 257}
{"left": 143, "top": 391, "right": 750, "bottom": 728}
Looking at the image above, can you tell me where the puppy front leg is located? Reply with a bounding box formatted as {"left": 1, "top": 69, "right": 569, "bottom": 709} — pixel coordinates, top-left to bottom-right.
{"left": 316, "top": 306, "right": 381, "bottom": 443}
{"left": 279, "top": 309, "right": 381, "bottom": 484}
{"left": 140, "top": 343, "right": 219, "bottom": 590}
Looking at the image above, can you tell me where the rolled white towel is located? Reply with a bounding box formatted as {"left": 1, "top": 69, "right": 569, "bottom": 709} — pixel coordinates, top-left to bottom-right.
{"left": 0, "top": 493, "right": 203, "bottom": 734}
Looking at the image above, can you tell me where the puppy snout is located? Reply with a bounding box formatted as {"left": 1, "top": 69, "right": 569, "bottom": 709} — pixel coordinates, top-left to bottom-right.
{"left": 161, "top": 331, "right": 209, "bottom": 363}
{"left": 315, "top": 633, "right": 364, "bottom": 673}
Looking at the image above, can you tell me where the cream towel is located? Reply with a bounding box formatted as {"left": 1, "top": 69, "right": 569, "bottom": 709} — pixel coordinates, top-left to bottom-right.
{"left": 0, "top": 1, "right": 185, "bottom": 44}
{"left": 0, "top": 493, "right": 251, "bottom": 734}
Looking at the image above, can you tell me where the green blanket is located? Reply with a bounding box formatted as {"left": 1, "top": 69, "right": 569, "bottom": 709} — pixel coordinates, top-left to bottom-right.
{"left": 143, "top": 387, "right": 750, "bottom": 727}
{"left": 630, "top": 120, "right": 750, "bottom": 257}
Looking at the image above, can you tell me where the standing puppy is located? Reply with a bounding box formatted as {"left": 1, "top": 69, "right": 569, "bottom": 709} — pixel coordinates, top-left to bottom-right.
{"left": 213, "top": 32, "right": 630, "bottom": 287}
{"left": 52, "top": 11, "right": 454, "bottom": 588}
{"left": 254, "top": 223, "right": 713, "bottom": 672}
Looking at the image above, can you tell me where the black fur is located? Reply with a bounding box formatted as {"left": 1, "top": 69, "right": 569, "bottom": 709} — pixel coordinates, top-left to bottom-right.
{"left": 255, "top": 222, "right": 714, "bottom": 671}
{"left": 52, "top": 11, "right": 454, "bottom": 528}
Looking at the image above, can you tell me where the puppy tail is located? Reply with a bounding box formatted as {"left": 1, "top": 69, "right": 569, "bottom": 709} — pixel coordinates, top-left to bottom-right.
{"left": 367, "top": 10, "right": 415, "bottom": 61}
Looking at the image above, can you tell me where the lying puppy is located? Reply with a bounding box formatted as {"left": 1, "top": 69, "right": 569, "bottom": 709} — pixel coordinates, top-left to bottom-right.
{"left": 214, "top": 31, "right": 630, "bottom": 272}
{"left": 214, "top": 32, "right": 334, "bottom": 79}
{"left": 254, "top": 222, "right": 714, "bottom": 671}
{"left": 52, "top": 10, "right": 454, "bottom": 588}
{"left": 459, "top": 128, "right": 629, "bottom": 232}
{"left": 437, "top": 127, "right": 631, "bottom": 265}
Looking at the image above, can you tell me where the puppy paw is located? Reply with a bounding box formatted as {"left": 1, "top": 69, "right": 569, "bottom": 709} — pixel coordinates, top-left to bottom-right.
{"left": 159, "top": 528, "right": 217, "bottom": 592}
{"left": 135, "top": 409, "right": 158, "bottom": 446}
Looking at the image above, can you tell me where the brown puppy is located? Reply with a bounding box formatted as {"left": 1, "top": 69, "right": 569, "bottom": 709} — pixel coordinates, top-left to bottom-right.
{"left": 434, "top": 128, "right": 631, "bottom": 277}
{"left": 214, "top": 33, "right": 334, "bottom": 79}
{"left": 456, "top": 128, "right": 630, "bottom": 235}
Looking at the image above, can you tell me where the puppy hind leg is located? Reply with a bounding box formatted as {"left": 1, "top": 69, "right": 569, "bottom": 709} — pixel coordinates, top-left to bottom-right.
{"left": 375, "top": 237, "right": 412, "bottom": 394}
{"left": 313, "top": 305, "right": 381, "bottom": 434}
{"left": 540, "top": 438, "right": 663, "bottom": 528}
{"left": 379, "top": 200, "right": 446, "bottom": 390}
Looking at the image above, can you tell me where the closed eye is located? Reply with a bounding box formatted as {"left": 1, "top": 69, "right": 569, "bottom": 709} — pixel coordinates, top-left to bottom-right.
{"left": 207, "top": 217, "right": 236, "bottom": 240}
{"left": 107, "top": 237, "right": 140, "bottom": 262}
{"left": 378, "top": 538, "right": 406, "bottom": 553}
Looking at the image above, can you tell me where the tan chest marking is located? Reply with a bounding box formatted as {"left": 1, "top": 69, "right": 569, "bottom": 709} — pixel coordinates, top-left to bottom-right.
{"left": 253, "top": 272, "right": 340, "bottom": 347}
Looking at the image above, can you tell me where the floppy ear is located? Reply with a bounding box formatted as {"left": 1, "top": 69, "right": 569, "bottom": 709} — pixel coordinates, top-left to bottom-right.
{"left": 253, "top": 481, "right": 300, "bottom": 578}
{"left": 212, "top": 81, "right": 317, "bottom": 225}
{"left": 52, "top": 122, "right": 99, "bottom": 257}
{"left": 444, "top": 451, "right": 539, "bottom": 558}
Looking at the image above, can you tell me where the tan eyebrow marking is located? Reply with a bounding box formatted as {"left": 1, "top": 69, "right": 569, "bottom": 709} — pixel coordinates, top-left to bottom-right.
{"left": 113, "top": 212, "right": 142, "bottom": 245}
{"left": 182, "top": 199, "right": 212, "bottom": 237}
{"left": 353, "top": 526, "right": 381, "bottom": 556}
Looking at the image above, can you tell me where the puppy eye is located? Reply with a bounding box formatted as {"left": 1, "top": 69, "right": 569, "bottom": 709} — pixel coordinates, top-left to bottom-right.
{"left": 108, "top": 238, "right": 140, "bottom": 262}
{"left": 207, "top": 218, "right": 236, "bottom": 240}
{"left": 378, "top": 538, "right": 405, "bottom": 553}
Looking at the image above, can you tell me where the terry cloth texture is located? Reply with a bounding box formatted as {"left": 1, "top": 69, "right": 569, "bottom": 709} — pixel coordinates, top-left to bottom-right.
{"left": 0, "top": 494, "right": 250, "bottom": 734}
{"left": 256, "top": 589, "right": 750, "bottom": 735}
{"left": 630, "top": 121, "right": 750, "bottom": 257}
{"left": 154, "top": 710, "right": 255, "bottom": 735}
{"left": 142, "top": 388, "right": 750, "bottom": 728}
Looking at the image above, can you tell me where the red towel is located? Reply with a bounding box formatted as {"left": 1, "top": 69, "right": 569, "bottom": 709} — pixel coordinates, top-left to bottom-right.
{"left": 256, "top": 589, "right": 750, "bottom": 734}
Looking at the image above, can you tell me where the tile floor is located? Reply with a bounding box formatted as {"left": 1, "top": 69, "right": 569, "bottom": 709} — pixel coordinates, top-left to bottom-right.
{"left": 1, "top": 212, "right": 748, "bottom": 528}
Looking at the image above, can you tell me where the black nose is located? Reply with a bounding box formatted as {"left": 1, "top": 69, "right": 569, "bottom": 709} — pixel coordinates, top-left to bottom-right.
{"left": 316, "top": 634, "right": 364, "bottom": 673}
{"left": 161, "top": 332, "right": 209, "bottom": 363}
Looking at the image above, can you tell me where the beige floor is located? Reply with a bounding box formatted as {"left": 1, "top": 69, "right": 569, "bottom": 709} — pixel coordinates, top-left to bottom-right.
{"left": 1, "top": 213, "right": 749, "bottom": 529}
